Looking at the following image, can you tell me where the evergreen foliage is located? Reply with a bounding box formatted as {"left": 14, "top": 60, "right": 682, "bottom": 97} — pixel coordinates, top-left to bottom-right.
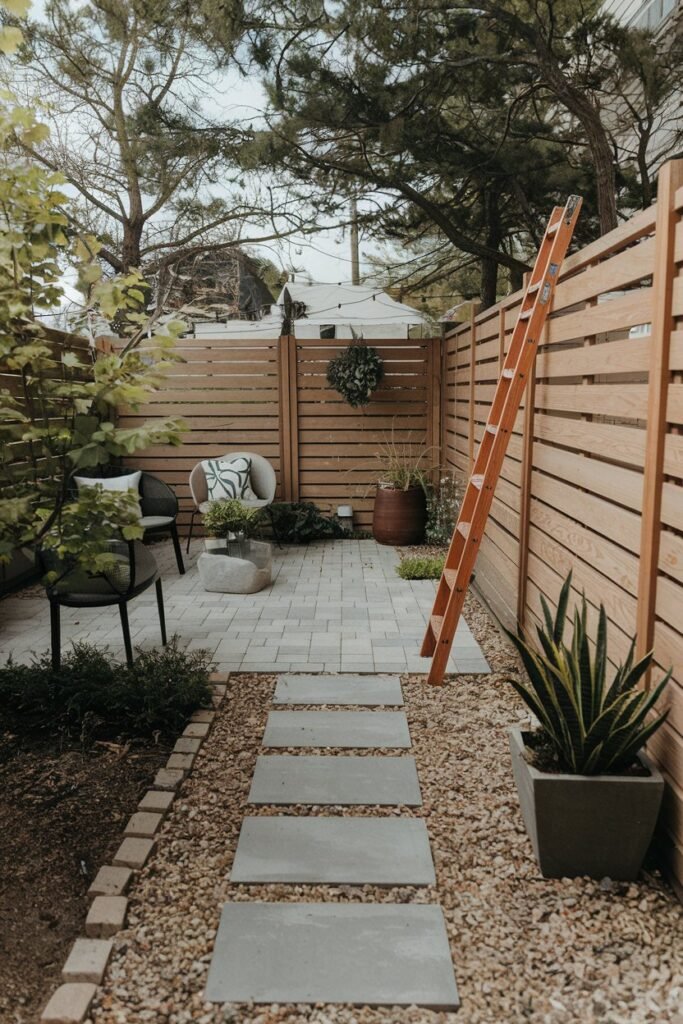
{"left": 0, "top": 638, "right": 214, "bottom": 741}
{"left": 326, "top": 343, "right": 384, "bottom": 407}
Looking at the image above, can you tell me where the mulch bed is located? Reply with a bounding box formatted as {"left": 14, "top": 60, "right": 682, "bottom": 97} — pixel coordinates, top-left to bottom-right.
{"left": 0, "top": 734, "right": 168, "bottom": 1024}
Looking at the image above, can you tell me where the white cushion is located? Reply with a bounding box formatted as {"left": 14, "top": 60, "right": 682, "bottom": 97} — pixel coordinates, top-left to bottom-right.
{"left": 201, "top": 457, "right": 258, "bottom": 502}
{"left": 139, "top": 515, "right": 174, "bottom": 528}
{"left": 74, "top": 471, "right": 142, "bottom": 518}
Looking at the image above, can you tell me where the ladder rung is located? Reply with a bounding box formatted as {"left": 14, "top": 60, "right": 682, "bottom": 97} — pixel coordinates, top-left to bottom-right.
{"left": 502, "top": 368, "right": 514, "bottom": 378}
{"left": 457, "top": 522, "right": 471, "bottom": 538}
{"left": 520, "top": 309, "right": 532, "bottom": 320}
{"left": 486, "top": 424, "right": 498, "bottom": 435}
{"left": 444, "top": 568, "right": 457, "bottom": 588}
{"left": 527, "top": 281, "right": 541, "bottom": 294}
{"left": 471, "top": 474, "right": 484, "bottom": 489}
{"left": 547, "top": 221, "right": 560, "bottom": 236}
{"left": 431, "top": 614, "right": 444, "bottom": 635}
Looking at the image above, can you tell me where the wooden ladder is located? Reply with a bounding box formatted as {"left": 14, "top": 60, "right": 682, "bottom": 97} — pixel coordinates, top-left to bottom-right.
{"left": 421, "top": 195, "right": 583, "bottom": 685}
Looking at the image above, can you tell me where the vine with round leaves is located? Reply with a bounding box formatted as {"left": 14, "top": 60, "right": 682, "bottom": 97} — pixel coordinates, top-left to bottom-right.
{"left": 326, "top": 342, "right": 384, "bottom": 408}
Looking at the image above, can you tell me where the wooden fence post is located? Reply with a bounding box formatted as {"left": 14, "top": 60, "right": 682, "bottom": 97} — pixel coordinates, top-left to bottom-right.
{"left": 636, "top": 159, "right": 683, "bottom": 670}
{"left": 426, "top": 334, "right": 442, "bottom": 480}
{"left": 278, "top": 335, "right": 299, "bottom": 501}
{"left": 468, "top": 304, "right": 479, "bottom": 472}
{"left": 517, "top": 351, "right": 537, "bottom": 632}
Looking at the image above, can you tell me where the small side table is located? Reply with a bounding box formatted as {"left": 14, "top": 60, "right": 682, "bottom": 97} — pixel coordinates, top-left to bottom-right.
{"left": 197, "top": 540, "right": 272, "bottom": 594}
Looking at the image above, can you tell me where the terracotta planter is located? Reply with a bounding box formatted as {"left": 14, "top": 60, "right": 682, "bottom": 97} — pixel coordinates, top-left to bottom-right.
{"left": 509, "top": 727, "right": 664, "bottom": 880}
{"left": 372, "top": 485, "right": 427, "bottom": 546}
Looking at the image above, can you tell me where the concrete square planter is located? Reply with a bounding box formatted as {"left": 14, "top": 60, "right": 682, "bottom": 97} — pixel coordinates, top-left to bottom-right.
{"left": 509, "top": 727, "right": 664, "bottom": 880}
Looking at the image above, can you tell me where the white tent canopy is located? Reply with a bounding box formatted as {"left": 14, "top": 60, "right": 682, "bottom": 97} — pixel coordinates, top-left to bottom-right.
{"left": 277, "top": 281, "right": 430, "bottom": 339}
{"left": 192, "top": 281, "right": 430, "bottom": 339}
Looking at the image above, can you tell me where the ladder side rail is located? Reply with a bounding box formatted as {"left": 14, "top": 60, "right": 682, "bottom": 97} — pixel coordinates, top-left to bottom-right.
{"left": 423, "top": 196, "right": 582, "bottom": 683}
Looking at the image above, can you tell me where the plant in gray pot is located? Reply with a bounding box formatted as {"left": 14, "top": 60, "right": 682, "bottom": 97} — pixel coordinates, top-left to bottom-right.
{"left": 506, "top": 572, "right": 671, "bottom": 881}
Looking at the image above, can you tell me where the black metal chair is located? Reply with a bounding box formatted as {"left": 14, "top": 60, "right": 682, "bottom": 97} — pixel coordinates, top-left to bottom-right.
{"left": 39, "top": 540, "right": 167, "bottom": 669}
{"left": 72, "top": 469, "right": 185, "bottom": 574}
{"left": 138, "top": 472, "right": 185, "bottom": 574}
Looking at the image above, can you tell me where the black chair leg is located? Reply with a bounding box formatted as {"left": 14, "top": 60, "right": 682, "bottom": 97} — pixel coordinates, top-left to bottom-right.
{"left": 186, "top": 509, "right": 197, "bottom": 554}
{"left": 50, "top": 600, "right": 61, "bottom": 671}
{"left": 170, "top": 523, "right": 185, "bottom": 574}
{"left": 156, "top": 578, "right": 167, "bottom": 646}
{"left": 119, "top": 602, "right": 133, "bottom": 666}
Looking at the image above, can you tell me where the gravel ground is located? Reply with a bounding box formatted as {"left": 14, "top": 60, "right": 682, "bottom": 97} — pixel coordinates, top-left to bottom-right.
{"left": 88, "top": 594, "right": 683, "bottom": 1024}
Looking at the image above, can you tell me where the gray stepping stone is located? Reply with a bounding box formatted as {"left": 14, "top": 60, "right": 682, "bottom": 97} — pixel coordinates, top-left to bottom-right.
{"left": 248, "top": 755, "right": 422, "bottom": 806}
{"left": 231, "top": 816, "right": 435, "bottom": 884}
{"left": 205, "top": 902, "right": 458, "bottom": 1008}
{"left": 273, "top": 674, "right": 403, "bottom": 706}
{"left": 262, "top": 710, "right": 411, "bottom": 748}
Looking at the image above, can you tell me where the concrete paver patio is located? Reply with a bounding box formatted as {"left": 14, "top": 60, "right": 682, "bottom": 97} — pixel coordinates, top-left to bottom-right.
{"left": 0, "top": 538, "right": 490, "bottom": 675}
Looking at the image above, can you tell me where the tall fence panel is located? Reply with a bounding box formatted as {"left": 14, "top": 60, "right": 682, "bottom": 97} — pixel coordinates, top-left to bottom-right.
{"left": 294, "top": 337, "right": 438, "bottom": 529}
{"left": 443, "top": 159, "right": 683, "bottom": 891}
{"left": 118, "top": 336, "right": 282, "bottom": 533}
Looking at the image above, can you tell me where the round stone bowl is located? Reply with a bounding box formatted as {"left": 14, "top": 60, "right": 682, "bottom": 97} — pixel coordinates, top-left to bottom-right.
{"left": 197, "top": 541, "right": 272, "bottom": 594}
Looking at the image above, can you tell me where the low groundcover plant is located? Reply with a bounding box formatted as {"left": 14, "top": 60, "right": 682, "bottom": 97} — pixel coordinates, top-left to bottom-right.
{"left": 0, "top": 637, "right": 214, "bottom": 742}
{"left": 397, "top": 554, "right": 445, "bottom": 580}
{"left": 507, "top": 572, "right": 670, "bottom": 775}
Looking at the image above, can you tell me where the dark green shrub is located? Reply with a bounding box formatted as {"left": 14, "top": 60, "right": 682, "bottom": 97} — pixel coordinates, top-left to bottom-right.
{"left": 269, "top": 502, "right": 346, "bottom": 542}
{"left": 397, "top": 555, "right": 445, "bottom": 580}
{"left": 0, "top": 637, "right": 214, "bottom": 742}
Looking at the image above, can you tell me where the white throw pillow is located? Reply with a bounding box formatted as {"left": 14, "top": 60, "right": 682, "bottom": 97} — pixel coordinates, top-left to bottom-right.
{"left": 201, "top": 457, "right": 258, "bottom": 502}
{"left": 74, "top": 470, "right": 143, "bottom": 518}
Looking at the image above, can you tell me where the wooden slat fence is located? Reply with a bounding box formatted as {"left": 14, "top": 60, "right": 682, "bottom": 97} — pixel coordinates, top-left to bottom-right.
{"left": 120, "top": 336, "right": 282, "bottom": 533}
{"left": 443, "top": 158, "right": 683, "bottom": 892}
{"left": 118, "top": 334, "right": 440, "bottom": 532}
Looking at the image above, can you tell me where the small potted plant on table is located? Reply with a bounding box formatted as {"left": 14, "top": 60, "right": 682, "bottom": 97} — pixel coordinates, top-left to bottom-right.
{"left": 198, "top": 501, "right": 270, "bottom": 594}
{"left": 202, "top": 500, "right": 263, "bottom": 554}
{"left": 506, "top": 572, "right": 670, "bottom": 880}
{"left": 372, "top": 436, "right": 433, "bottom": 546}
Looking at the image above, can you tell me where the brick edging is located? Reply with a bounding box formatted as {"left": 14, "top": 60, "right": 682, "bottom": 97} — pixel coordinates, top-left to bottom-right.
{"left": 39, "top": 674, "right": 229, "bottom": 1023}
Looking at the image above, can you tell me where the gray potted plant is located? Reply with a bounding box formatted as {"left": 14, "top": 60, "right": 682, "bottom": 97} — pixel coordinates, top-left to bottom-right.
{"left": 506, "top": 572, "right": 670, "bottom": 880}
{"left": 202, "top": 500, "right": 263, "bottom": 554}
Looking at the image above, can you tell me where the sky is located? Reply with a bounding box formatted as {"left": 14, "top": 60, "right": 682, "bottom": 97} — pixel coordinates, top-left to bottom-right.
{"left": 214, "top": 71, "right": 379, "bottom": 287}
{"left": 26, "top": 0, "right": 390, "bottom": 314}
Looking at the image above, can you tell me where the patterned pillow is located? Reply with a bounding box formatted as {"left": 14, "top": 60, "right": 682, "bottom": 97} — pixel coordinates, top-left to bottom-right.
{"left": 202, "top": 457, "right": 258, "bottom": 502}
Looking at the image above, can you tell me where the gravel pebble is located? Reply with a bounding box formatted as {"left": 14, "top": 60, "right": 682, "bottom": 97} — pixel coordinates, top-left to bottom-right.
{"left": 87, "top": 595, "right": 683, "bottom": 1024}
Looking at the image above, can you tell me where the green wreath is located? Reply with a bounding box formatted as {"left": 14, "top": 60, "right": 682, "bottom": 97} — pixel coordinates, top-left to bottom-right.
{"left": 326, "top": 342, "right": 384, "bottom": 408}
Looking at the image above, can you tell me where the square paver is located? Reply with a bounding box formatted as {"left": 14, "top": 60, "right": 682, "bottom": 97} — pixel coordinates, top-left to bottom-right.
{"left": 204, "top": 903, "right": 458, "bottom": 1008}
{"left": 262, "top": 711, "right": 411, "bottom": 748}
{"left": 248, "top": 755, "right": 421, "bottom": 806}
{"left": 273, "top": 674, "right": 403, "bottom": 706}
{"left": 231, "top": 816, "right": 435, "bottom": 884}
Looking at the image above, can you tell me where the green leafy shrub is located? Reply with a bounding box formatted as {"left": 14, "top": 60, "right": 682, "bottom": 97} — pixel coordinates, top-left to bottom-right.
{"left": 0, "top": 637, "right": 214, "bottom": 741}
{"left": 269, "top": 502, "right": 346, "bottom": 542}
{"left": 507, "top": 573, "right": 671, "bottom": 775}
{"left": 202, "top": 499, "right": 263, "bottom": 539}
{"left": 397, "top": 555, "right": 445, "bottom": 580}
{"left": 326, "top": 343, "right": 384, "bottom": 407}
{"left": 426, "top": 474, "right": 462, "bottom": 545}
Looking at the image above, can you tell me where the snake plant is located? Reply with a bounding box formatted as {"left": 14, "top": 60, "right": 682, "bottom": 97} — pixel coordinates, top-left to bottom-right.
{"left": 507, "top": 573, "right": 671, "bottom": 775}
